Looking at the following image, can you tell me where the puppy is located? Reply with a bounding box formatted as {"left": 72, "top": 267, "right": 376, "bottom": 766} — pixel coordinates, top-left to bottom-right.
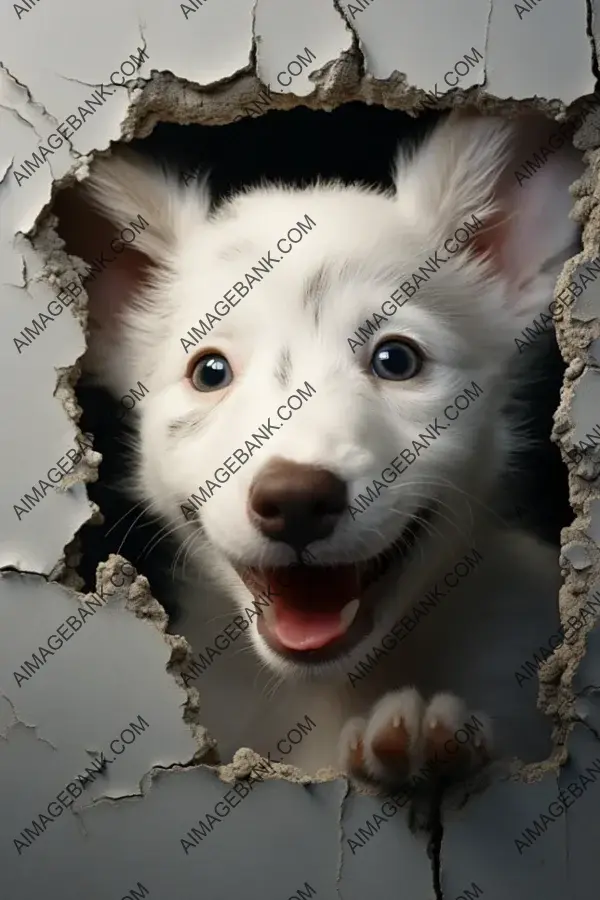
{"left": 56, "top": 111, "right": 582, "bottom": 786}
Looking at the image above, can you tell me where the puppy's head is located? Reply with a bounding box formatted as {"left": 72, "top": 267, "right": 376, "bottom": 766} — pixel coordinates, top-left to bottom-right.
{"left": 56, "top": 112, "right": 581, "bottom": 676}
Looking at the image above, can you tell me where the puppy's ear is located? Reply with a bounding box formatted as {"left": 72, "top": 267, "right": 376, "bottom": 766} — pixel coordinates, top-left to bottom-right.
{"left": 54, "top": 148, "right": 210, "bottom": 391}
{"left": 394, "top": 111, "right": 583, "bottom": 320}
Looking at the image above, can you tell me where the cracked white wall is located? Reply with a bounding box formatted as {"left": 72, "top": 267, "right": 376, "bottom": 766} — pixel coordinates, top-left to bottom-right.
{"left": 1, "top": 1, "right": 600, "bottom": 898}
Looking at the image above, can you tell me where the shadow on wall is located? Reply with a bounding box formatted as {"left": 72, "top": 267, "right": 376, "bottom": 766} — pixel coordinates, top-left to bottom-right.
{"left": 71, "top": 102, "right": 571, "bottom": 619}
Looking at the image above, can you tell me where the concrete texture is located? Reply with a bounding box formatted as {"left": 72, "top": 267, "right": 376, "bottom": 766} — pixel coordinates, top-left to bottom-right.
{"left": 1, "top": 1, "right": 600, "bottom": 898}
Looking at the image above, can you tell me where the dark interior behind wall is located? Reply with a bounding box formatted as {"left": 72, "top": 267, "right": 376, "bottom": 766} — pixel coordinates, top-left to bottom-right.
{"left": 74, "top": 101, "right": 571, "bottom": 619}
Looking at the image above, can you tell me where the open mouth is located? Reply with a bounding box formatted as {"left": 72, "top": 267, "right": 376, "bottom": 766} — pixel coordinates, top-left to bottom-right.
{"left": 237, "top": 505, "right": 436, "bottom": 663}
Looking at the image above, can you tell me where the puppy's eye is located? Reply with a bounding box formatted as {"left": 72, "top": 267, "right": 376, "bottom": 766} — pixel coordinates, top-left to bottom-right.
{"left": 189, "top": 353, "right": 233, "bottom": 392}
{"left": 371, "top": 339, "right": 423, "bottom": 381}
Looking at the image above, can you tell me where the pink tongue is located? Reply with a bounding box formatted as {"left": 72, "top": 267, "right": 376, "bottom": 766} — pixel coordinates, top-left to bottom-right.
{"left": 273, "top": 605, "right": 348, "bottom": 651}
{"left": 265, "top": 566, "right": 359, "bottom": 651}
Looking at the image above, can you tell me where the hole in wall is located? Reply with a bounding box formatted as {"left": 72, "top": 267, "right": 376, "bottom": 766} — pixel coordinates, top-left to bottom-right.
{"left": 48, "top": 96, "right": 580, "bottom": 790}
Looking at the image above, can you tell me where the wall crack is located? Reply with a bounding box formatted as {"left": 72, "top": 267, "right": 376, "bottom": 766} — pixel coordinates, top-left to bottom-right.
{"left": 585, "top": 0, "right": 600, "bottom": 83}
{"left": 0, "top": 60, "right": 79, "bottom": 163}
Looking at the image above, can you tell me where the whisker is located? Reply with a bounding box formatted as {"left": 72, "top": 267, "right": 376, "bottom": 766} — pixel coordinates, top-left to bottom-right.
{"left": 105, "top": 499, "right": 149, "bottom": 538}
{"left": 138, "top": 520, "right": 193, "bottom": 562}
{"left": 171, "top": 529, "right": 197, "bottom": 578}
{"left": 115, "top": 502, "right": 161, "bottom": 556}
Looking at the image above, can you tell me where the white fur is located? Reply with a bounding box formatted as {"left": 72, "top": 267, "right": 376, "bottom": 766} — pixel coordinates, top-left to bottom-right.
{"left": 71, "top": 112, "right": 582, "bottom": 775}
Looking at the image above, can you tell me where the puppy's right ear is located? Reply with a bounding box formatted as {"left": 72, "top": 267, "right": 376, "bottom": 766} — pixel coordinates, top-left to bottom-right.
{"left": 54, "top": 148, "right": 210, "bottom": 393}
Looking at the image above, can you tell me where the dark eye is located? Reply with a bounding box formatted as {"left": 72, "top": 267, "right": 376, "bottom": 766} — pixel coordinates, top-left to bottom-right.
{"left": 189, "top": 353, "right": 233, "bottom": 392}
{"left": 371, "top": 339, "right": 423, "bottom": 381}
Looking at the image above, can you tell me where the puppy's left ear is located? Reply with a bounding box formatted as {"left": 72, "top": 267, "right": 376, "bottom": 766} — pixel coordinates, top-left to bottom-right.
{"left": 394, "top": 110, "right": 583, "bottom": 317}
{"left": 54, "top": 147, "right": 211, "bottom": 396}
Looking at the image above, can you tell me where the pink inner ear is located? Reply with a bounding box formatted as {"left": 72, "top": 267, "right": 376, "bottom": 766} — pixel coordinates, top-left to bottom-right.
{"left": 53, "top": 186, "right": 153, "bottom": 335}
{"left": 85, "top": 262, "right": 147, "bottom": 336}
{"left": 470, "top": 212, "right": 505, "bottom": 271}
{"left": 468, "top": 209, "right": 520, "bottom": 286}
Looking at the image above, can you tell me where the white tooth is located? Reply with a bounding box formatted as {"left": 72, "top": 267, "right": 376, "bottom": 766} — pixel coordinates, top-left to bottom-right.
{"left": 262, "top": 603, "right": 277, "bottom": 628}
{"left": 340, "top": 599, "right": 360, "bottom": 629}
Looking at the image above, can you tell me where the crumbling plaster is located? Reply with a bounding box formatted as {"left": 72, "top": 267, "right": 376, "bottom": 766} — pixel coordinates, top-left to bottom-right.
{"left": 1, "top": 0, "right": 600, "bottom": 897}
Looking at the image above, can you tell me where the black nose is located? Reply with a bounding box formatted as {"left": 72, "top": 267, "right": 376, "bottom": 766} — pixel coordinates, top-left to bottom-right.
{"left": 248, "top": 458, "right": 347, "bottom": 549}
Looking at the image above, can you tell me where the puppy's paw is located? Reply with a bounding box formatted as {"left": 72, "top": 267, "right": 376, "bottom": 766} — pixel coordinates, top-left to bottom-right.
{"left": 339, "top": 688, "right": 492, "bottom": 789}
